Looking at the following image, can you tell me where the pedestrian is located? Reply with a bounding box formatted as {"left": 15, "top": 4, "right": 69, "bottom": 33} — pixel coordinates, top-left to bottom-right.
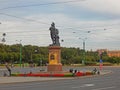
{"left": 93, "top": 68, "right": 97, "bottom": 74}
{"left": 5, "top": 62, "right": 11, "bottom": 76}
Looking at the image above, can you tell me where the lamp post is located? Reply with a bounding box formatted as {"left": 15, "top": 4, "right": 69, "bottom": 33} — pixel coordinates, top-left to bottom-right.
{"left": 2, "top": 33, "right": 6, "bottom": 43}
{"left": 79, "top": 38, "right": 87, "bottom": 65}
{"left": 40, "top": 60, "right": 42, "bottom": 66}
{"left": 30, "top": 50, "right": 33, "bottom": 61}
{"left": 0, "top": 23, "right": 6, "bottom": 43}
{"left": 16, "top": 40, "right": 22, "bottom": 67}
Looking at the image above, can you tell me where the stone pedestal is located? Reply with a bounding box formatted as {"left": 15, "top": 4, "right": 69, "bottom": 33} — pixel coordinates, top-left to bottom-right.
{"left": 47, "top": 46, "right": 62, "bottom": 72}
{"left": 47, "top": 64, "right": 62, "bottom": 72}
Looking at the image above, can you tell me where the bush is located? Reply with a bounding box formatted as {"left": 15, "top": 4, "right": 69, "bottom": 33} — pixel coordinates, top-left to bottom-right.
{"left": 103, "top": 62, "right": 113, "bottom": 66}
{"left": 85, "top": 61, "right": 97, "bottom": 66}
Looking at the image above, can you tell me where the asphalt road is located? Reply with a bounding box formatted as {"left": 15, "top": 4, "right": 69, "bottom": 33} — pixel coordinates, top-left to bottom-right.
{"left": 0, "top": 66, "right": 120, "bottom": 90}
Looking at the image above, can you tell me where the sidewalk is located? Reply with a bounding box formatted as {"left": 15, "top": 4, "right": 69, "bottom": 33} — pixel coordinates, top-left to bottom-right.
{"left": 0, "top": 77, "right": 70, "bottom": 84}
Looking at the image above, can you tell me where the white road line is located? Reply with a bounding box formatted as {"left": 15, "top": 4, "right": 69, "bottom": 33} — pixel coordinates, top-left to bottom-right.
{"left": 92, "top": 86, "right": 116, "bottom": 90}
{"left": 72, "top": 84, "right": 95, "bottom": 88}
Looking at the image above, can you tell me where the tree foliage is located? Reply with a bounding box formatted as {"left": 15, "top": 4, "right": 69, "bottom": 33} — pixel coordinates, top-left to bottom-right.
{"left": 0, "top": 44, "right": 120, "bottom": 65}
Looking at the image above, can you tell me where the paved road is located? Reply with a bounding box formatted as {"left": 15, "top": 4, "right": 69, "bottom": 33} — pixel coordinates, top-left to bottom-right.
{"left": 0, "top": 66, "right": 120, "bottom": 90}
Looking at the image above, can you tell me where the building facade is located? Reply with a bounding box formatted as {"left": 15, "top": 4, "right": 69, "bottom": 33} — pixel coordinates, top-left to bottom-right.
{"left": 97, "top": 49, "right": 120, "bottom": 57}
{"left": 107, "top": 50, "right": 120, "bottom": 57}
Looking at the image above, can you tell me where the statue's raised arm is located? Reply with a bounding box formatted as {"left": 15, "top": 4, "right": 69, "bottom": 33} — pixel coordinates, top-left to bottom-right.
{"left": 49, "top": 22, "right": 60, "bottom": 46}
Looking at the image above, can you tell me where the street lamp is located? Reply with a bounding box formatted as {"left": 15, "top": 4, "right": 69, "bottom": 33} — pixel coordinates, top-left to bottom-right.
{"left": 16, "top": 40, "right": 22, "bottom": 67}
{"left": 2, "top": 33, "right": 6, "bottom": 43}
{"left": 73, "top": 31, "right": 91, "bottom": 65}
{"left": 40, "top": 60, "right": 42, "bottom": 66}
{"left": 0, "top": 23, "right": 6, "bottom": 43}
{"left": 30, "top": 49, "right": 38, "bottom": 65}
{"left": 79, "top": 38, "right": 87, "bottom": 65}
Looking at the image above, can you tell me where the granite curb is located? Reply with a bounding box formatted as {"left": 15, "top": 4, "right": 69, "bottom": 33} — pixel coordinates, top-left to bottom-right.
{"left": 0, "top": 77, "right": 72, "bottom": 84}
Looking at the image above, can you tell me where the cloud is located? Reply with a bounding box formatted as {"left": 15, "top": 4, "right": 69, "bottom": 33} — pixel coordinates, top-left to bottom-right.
{"left": 1, "top": 0, "right": 120, "bottom": 50}
{"left": 28, "top": 13, "right": 120, "bottom": 47}
{"left": 1, "top": 13, "right": 120, "bottom": 50}
{"left": 1, "top": 0, "right": 120, "bottom": 16}
{"left": 70, "top": 0, "right": 120, "bottom": 16}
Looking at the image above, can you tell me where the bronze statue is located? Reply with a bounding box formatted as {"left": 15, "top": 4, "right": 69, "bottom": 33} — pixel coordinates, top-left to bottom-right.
{"left": 49, "top": 22, "right": 60, "bottom": 46}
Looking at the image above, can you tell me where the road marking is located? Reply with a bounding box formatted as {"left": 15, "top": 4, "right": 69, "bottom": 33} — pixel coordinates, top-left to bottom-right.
{"left": 72, "top": 84, "right": 95, "bottom": 88}
{"left": 92, "top": 86, "right": 116, "bottom": 90}
{"left": 85, "top": 84, "right": 95, "bottom": 87}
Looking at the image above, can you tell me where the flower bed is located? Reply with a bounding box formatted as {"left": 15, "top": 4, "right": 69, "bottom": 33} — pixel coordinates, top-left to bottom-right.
{"left": 64, "top": 73, "right": 73, "bottom": 77}
{"left": 75, "top": 72, "right": 85, "bottom": 76}
{"left": 52, "top": 74, "right": 64, "bottom": 77}
{"left": 85, "top": 71, "right": 93, "bottom": 75}
{"left": 11, "top": 71, "right": 95, "bottom": 77}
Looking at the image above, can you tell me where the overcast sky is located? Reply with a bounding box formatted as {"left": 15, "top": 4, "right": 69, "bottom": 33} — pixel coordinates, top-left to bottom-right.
{"left": 0, "top": 0, "right": 120, "bottom": 50}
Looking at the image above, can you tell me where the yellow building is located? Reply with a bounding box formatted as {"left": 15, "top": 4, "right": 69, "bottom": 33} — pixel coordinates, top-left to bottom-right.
{"left": 97, "top": 49, "right": 120, "bottom": 57}
{"left": 107, "top": 50, "right": 120, "bottom": 57}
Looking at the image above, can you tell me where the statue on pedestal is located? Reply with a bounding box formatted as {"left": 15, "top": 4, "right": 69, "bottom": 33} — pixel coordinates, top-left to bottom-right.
{"left": 49, "top": 22, "right": 60, "bottom": 46}
{"left": 48, "top": 22, "right": 62, "bottom": 72}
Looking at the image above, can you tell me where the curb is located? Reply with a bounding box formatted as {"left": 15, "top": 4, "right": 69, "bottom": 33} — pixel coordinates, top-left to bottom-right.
{"left": 0, "top": 71, "right": 111, "bottom": 84}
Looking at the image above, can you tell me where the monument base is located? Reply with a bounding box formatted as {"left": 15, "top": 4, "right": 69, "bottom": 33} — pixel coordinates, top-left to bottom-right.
{"left": 47, "top": 64, "right": 62, "bottom": 72}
